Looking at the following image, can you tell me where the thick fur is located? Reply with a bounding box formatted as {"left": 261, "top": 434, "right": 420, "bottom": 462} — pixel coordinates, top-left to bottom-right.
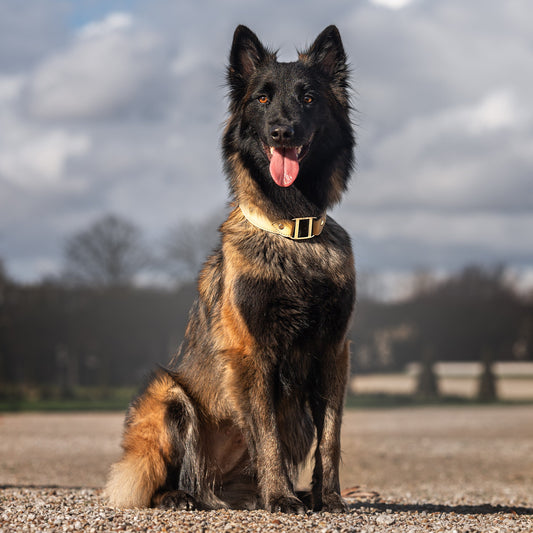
{"left": 106, "top": 25, "right": 356, "bottom": 514}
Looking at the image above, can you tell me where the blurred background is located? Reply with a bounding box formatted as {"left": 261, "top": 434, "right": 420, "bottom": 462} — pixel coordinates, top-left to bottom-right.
{"left": 1, "top": 0, "right": 532, "bottom": 409}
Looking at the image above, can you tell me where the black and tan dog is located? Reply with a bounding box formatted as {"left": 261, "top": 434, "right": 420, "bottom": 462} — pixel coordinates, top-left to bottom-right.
{"left": 106, "top": 24, "right": 356, "bottom": 514}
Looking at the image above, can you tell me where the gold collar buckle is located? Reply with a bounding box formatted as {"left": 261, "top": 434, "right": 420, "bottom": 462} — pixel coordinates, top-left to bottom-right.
{"left": 240, "top": 204, "right": 326, "bottom": 240}
{"left": 291, "top": 217, "right": 318, "bottom": 240}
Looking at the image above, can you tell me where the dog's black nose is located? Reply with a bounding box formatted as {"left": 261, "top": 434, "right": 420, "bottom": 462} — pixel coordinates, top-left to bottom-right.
{"left": 270, "top": 125, "right": 295, "bottom": 143}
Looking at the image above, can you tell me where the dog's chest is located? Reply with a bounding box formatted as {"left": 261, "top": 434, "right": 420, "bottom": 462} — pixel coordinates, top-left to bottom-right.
{"left": 233, "top": 240, "right": 355, "bottom": 352}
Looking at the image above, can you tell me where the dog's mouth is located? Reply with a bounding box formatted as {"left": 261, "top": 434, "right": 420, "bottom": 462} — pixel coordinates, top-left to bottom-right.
{"left": 263, "top": 137, "right": 312, "bottom": 187}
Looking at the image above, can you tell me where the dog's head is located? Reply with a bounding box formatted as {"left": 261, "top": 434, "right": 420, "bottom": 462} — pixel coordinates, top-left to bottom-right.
{"left": 224, "top": 25, "right": 354, "bottom": 212}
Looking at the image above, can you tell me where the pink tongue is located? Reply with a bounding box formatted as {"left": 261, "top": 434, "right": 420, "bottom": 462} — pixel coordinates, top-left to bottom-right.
{"left": 269, "top": 147, "right": 299, "bottom": 187}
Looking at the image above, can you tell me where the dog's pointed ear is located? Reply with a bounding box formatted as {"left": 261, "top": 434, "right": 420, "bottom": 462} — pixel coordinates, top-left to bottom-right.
{"left": 229, "top": 25, "right": 270, "bottom": 79}
{"left": 300, "top": 25, "right": 349, "bottom": 105}
{"left": 227, "top": 26, "right": 274, "bottom": 106}
{"left": 302, "top": 25, "right": 346, "bottom": 77}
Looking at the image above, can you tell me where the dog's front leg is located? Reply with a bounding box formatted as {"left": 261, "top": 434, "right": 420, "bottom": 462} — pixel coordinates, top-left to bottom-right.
{"left": 310, "top": 341, "right": 350, "bottom": 513}
{"left": 254, "top": 414, "right": 306, "bottom": 513}
{"left": 235, "top": 362, "right": 306, "bottom": 514}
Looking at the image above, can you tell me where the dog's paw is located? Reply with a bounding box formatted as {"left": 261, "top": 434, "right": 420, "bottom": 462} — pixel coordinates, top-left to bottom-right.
{"left": 315, "top": 492, "right": 348, "bottom": 513}
{"left": 153, "top": 490, "right": 198, "bottom": 510}
{"left": 268, "top": 495, "right": 307, "bottom": 514}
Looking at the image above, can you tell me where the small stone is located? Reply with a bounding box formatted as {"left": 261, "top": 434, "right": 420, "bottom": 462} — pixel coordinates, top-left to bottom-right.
{"left": 376, "top": 515, "right": 395, "bottom": 526}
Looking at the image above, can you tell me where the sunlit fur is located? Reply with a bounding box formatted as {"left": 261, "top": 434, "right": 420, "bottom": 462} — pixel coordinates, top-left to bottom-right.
{"left": 106, "top": 24, "right": 356, "bottom": 514}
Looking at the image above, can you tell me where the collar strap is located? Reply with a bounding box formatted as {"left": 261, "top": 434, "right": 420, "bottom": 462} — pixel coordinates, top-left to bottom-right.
{"left": 239, "top": 204, "right": 326, "bottom": 240}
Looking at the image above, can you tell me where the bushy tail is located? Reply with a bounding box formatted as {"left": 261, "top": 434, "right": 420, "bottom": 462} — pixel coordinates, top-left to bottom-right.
{"left": 105, "top": 371, "right": 181, "bottom": 508}
{"left": 105, "top": 452, "right": 167, "bottom": 508}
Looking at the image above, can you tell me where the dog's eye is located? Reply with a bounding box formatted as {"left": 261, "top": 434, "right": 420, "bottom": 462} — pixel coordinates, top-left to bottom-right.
{"left": 303, "top": 95, "right": 314, "bottom": 104}
{"left": 258, "top": 95, "right": 269, "bottom": 104}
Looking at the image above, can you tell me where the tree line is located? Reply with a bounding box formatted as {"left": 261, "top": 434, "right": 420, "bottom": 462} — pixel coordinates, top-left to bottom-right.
{"left": 1, "top": 214, "right": 532, "bottom": 398}
{"left": 351, "top": 265, "right": 532, "bottom": 373}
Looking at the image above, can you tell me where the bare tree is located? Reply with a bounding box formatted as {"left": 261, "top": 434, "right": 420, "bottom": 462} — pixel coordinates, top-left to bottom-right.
{"left": 409, "top": 268, "right": 438, "bottom": 297}
{"left": 63, "top": 214, "right": 147, "bottom": 288}
{"left": 415, "top": 346, "right": 439, "bottom": 400}
{"left": 477, "top": 348, "right": 498, "bottom": 402}
{"left": 0, "top": 258, "right": 9, "bottom": 298}
{"left": 162, "top": 210, "right": 225, "bottom": 284}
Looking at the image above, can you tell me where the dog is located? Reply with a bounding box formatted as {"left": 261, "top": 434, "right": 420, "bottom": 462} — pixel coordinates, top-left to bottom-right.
{"left": 106, "top": 24, "right": 356, "bottom": 514}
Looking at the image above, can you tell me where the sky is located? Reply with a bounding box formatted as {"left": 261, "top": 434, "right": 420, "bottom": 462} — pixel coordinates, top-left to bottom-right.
{"left": 0, "top": 0, "right": 532, "bottom": 297}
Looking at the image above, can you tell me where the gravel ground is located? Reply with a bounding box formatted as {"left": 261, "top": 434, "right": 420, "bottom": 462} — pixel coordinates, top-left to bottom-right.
{"left": 1, "top": 406, "right": 533, "bottom": 532}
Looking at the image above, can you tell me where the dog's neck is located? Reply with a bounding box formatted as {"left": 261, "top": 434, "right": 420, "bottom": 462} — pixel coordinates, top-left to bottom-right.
{"left": 239, "top": 203, "right": 326, "bottom": 240}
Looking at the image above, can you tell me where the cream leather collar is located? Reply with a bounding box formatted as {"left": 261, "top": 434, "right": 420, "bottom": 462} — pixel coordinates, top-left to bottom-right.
{"left": 239, "top": 204, "right": 326, "bottom": 240}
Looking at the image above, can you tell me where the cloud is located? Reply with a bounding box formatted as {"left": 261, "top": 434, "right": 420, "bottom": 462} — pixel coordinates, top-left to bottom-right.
{"left": 467, "top": 90, "right": 519, "bottom": 134}
{"left": 347, "top": 87, "right": 532, "bottom": 214}
{"left": 0, "top": 128, "right": 90, "bottom": 188}
{"left": 77, "top": 12, "right": 134, "bottom": 39}
{"left": 369, "top": 0, "right": 415, "bottom": 9}
{"left": 0, "top": 74, "right": 24, "bottom": 101}
{"left": 25, "top": 13, "right": 168, "bottom": 120}
{"left": 0, "top": 0, "right": 532, "bottom": 292}
{"left": 0, "top": 0, "right": 68, "bottom": 72}
{"left": 0, "top": 71, "right": 91, "bottom": 189}
{"left": 340, "top": 1, "right": 533, "bottom": 278}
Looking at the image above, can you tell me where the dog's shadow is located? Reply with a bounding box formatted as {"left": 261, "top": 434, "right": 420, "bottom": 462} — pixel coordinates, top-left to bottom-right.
{"left": 342, "top": 486, "right": 533, "bottom": 516}
{"left": 5, "top": 485, "right": 531, "bottom": 516}
{"left": 347, "top": 500, "right": 533, "bottom": 516}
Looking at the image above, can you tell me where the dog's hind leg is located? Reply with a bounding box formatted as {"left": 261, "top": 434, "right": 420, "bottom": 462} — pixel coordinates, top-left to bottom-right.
{"left": 105, "top": 370, "right": 217, "bottom": 509}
